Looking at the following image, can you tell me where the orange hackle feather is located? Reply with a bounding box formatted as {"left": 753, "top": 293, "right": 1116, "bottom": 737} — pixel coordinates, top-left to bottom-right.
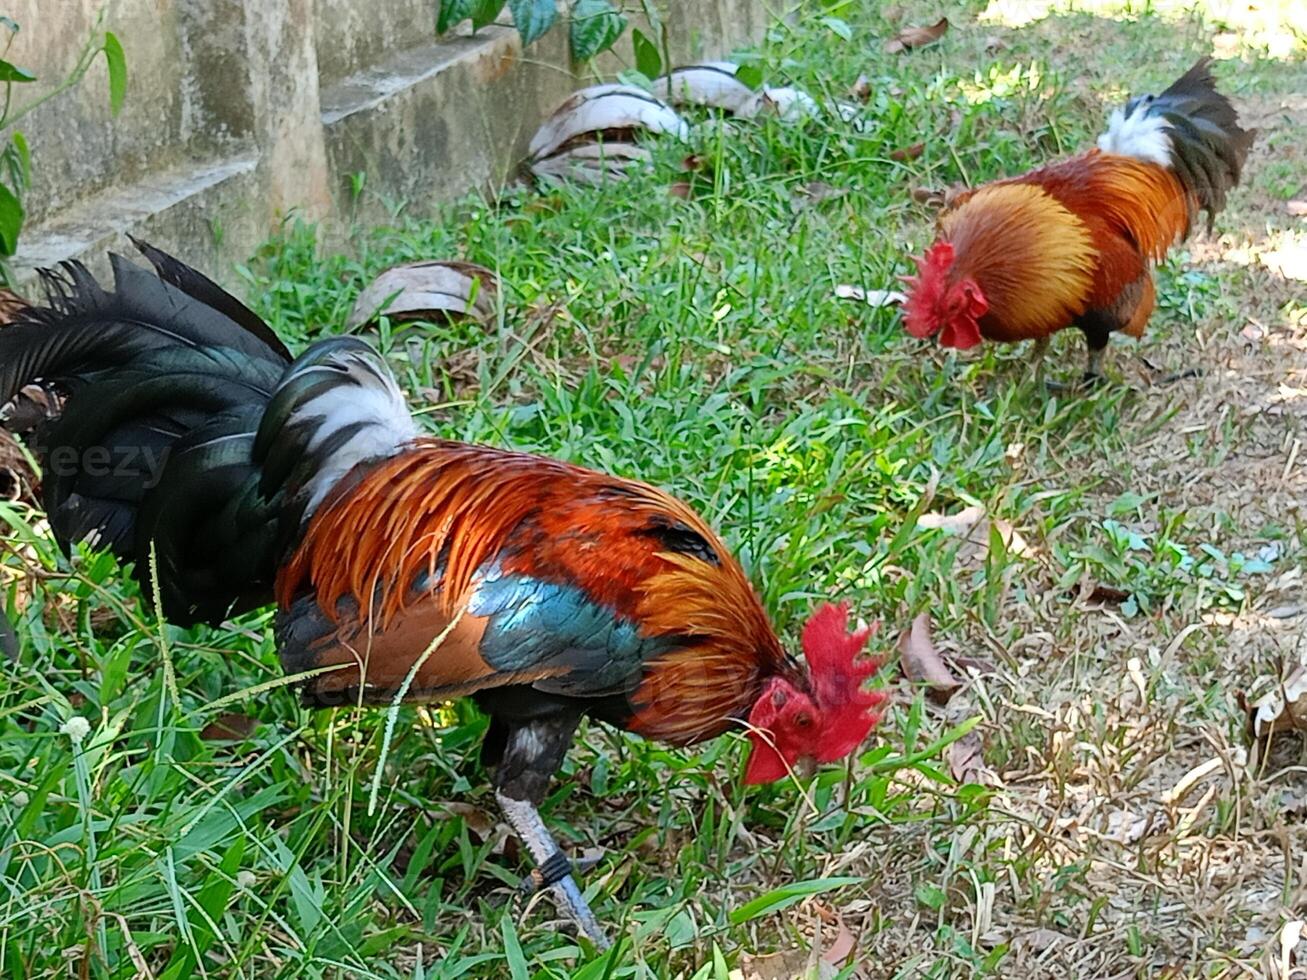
{"left": 626, "top": 550, "right": 788, "bottom": 744}
{"left": 276, "top": 438, "right": 789, "bottom": 744}
{"left": 938, "top": 182, "right": 1096, "bottom": 341}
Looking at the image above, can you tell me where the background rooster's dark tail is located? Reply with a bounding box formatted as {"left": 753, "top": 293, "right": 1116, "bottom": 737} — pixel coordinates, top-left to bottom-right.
{"left": 1097, "top": 57, "right": 1254, "bottom": 232}
{"left": 0, "top": 242, "right": 416, "bottom": 626}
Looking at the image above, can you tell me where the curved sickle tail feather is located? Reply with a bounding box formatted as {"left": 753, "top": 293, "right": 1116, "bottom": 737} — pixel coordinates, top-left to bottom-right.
{"left": 1097, "top": 57, "right": 1255, "bottom": 233}
{"left": 0, "top": 242, "right": 417, "bottom": 627}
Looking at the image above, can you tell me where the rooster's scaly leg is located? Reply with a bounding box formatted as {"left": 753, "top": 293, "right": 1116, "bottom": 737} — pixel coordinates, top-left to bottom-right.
{"left": 1030, "top": 336, "right": 1050, "bottom": 388}
{"left": 497, "top": 790, "right": 611, "bottom": 949}
{"left": 1084, "top": 344, "right": 1107, "bottom": 385}
{"left": 486, "top": 711, "right": 610, "bottom": 948}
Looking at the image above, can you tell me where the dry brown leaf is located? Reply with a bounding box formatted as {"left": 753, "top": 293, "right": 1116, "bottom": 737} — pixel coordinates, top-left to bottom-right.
{"left": 919, "top": 505, "right": 1035, "bottom": 565}
{"left": 911, "top": 186, "right": 946, "bottom": 207}
{"left": 889, "top": 142, "right": 925, "bottom": 161}
{"left": 0, "top": 287, "right": 28, "bottom": 324}
{"left": 348, "top": 261, "right": 499, "bottom": 329}
{"left": 739, "top": 950, "right": 835, "bottom": 980}
{"left": 947, "top": 731, "right": 988, "bottom": 784}
{"left": 432, "top": 801, "right": 496, "bottom": 840}
{"left": 884, "top": 17, "right": 949, "bottom": 54}
{"left": 1077, "top": 582, "right": 1131, "bottom": 605}
{"left": 0, "top": 429, "right": 39, "bottom": 504}
{"left": 1248, "top": 665, "right": 1307, "bottom": 739}
{"left": 1287, "top": 200, "right": 1307, "bottom": 217}
{"left": 822, "top": 921, "right": 857, "bottom": 967}
{"left": 668, "top": 181, "right": 693, "bottom": 199}
{"left": 2, "top": 383, "right": 62, "bottom": 434}
{"left": 918, "top": 504, "right": 986, "bottom": 535}
{"left": 834, "top": 285, "right": 907, "bottom": 308}
{"left": 651, "top": 64, "right": 753, "bottom": 114}
{"left": 200, "top": 712, "right": 260, "bottom": 741}
{"left": 1012, "top": 928, "right": 1070, "bottom": 957}
{"left": 848, "top": 74, "right": 872, "bottom": 101}
{"left": 898, "top": 614, "right": 960, "bottom": 704}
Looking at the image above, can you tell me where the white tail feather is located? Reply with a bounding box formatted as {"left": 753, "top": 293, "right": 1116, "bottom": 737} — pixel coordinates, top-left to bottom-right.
{"left": 1097, "top": 100, "right": 1172, "bottom": 166}
{"left": 278, "top": 344, "right": 419, "bottom": 515}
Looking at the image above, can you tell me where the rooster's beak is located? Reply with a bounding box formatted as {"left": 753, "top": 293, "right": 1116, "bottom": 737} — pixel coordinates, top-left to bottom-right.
{"left": 794, "top": 755, "right": 816, "bottom": 779}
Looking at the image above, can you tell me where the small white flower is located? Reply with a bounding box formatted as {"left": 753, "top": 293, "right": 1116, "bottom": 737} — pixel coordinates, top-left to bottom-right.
{"left": 236, "top": 870, "right": 257, "bottom": 890}
{"left": 60, "top": 716, "right": 91, "bottom": 745}
{"left": 12, "top": 791, "right": 29, "bottom": 808}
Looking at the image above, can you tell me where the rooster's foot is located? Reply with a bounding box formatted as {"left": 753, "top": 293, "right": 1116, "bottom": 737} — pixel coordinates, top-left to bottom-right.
{"left": 1154, "top": 366, "right": 1204, "bottom": 385}
{"left": 497, "top": 790, "right": 612, "bottom": 950}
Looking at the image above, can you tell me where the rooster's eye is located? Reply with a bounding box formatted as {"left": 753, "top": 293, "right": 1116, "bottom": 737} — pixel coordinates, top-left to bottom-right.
{"left": 795, "top": 713, "right": 813, "bottom": 729}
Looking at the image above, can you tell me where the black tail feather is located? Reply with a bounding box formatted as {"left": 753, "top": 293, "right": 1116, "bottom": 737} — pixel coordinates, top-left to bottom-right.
{"left": 2, "top": 242, "right": 417, "bottom": 628}
{"left": 1146, "top": 58, "right": 1254, "bottom": 232}
{"left": 0, "top": 243, "right": 294, "bottom": 624}
{"left": 129, "top": 236, "right": 293, "bottom": 361}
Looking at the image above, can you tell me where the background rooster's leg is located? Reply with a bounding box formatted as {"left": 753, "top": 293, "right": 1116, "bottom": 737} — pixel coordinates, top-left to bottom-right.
{"left": 1077, "top": 312, "right": 1114, "bottom": 385}
{"left": 1084, "top": 342, "right": 1108, "bottom": 383}
{"left": 486, "top": 709, "right": 610, "bottom": 947}
{"left": 1030, "top": 336, "right": 1050, "bottom": 386}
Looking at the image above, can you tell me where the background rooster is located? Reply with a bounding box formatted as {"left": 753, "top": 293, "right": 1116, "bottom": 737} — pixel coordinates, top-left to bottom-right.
{"left": 0, "top": 242, "right": 887, "bottom": 947}
{"left": 902, "top": 58, "right": 1253, "bottom": 382}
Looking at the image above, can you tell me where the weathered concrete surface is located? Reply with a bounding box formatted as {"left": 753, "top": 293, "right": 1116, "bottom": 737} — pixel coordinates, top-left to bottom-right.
{"left": 314, "top": 0, "right": 432, "bottom": 88}
{"left": 10, "top": 0, "right": 770, "bottom": 285}
{"left": 6, "top": 0, "right": 192, "bottom": 225}
{"left": 241, "top": 0, "right": 333, "bottom": 221}
{"left": 320, "top": 26, "right": 568, "bottom": 222}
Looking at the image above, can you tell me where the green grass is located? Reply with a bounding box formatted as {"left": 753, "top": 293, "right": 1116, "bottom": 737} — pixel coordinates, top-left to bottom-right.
{"left": 2, "top": 1, "right": 1304, "bottom": 977}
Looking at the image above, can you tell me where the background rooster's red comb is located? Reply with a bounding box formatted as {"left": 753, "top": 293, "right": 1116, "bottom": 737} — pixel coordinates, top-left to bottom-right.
{"left": 802, "top": 602, "right": 888, "bottom": 763}
{"left": 901, "top": 241, "right": 956, "bottom": 339}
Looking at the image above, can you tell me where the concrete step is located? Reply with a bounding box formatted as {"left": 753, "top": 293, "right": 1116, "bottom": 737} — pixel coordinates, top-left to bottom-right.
{"left": 12, "top": 153, "right": 260, "bottom": 282}
{"left": 319, "top": 25, "right": 572, "bottom": 219}
{"left": 9, "top": 0, "right": 766, "bottom": 287}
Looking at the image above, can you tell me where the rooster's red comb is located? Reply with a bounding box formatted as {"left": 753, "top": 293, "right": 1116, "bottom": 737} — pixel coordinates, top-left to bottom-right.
{"left": 802, "top": 602, "right": 888, "bottom": 764}
{"left": 900, "top": 241, "right": 956, "bottom": 339}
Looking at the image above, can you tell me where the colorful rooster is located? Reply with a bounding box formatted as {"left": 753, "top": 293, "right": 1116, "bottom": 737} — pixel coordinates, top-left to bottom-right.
{"left": 902, "top": 58, "right": 1253, "bottom": 382}
{"left": 0, "top": 242, "right": 888, "bottom": 946}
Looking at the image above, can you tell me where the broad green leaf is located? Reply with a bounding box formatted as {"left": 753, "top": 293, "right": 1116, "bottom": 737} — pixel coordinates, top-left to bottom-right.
{"left": 712, "top": 943, "right": 730, "bottom": 980}
{"left": 102, "top": 32, "right": 127, "bottom": 114}
{"left": 471, "top": 0, "right": 506, "bottom": 30}
{"left": 508, "top": 0, "right": 557, "bottom": 46}
{"left": 0, "top": 59, "right": 36, "bottom": 83}
{"left": 632, "top": 27, "right": 662, "bottom": 78}
{"left": 437, "top": 0, "right": 478, "bottom": 34}
{"left": 734, "top": 62, "right": 764, "bottom": 89}
{"left": 11, "top": 132, "right": 30, "bottom": 187}
{"left": 500, "top": 915, "right": 528, "bottom": 980}
{"left": 0, "top": 181, "right": 24, "bottom": 256}
{"left": 915, "top": 883, "right": 947, "bottom": 910}
{"left": 821, "top": 16, "right": 853, "bottom": 41}
{"left": 570, "top": 936, "right": 628, "bottom": 979}
{"left": 570, "top": 0, "right": 626, "bottom": 62}
{"left": 729, "top": 875, "right": 863, "bottom": 924}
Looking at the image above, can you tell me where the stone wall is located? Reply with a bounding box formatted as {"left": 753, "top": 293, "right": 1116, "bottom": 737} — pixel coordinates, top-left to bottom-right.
{"left": 5, "top": 0, "right": 768, "bottom": 284}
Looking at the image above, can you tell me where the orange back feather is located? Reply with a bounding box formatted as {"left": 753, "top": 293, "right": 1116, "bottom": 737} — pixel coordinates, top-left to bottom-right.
{"left": 275, "top": 439, "right": 790, "bottom": 744}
